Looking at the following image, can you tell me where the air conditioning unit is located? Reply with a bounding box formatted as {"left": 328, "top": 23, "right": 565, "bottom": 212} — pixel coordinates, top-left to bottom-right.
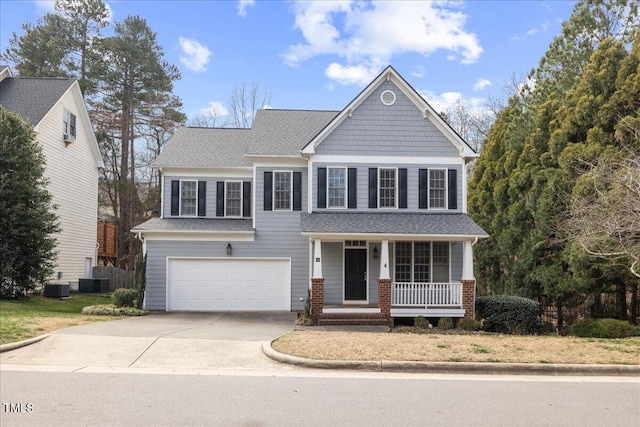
{"left": 63, "top": 133, "right": 75, "bottom": 144}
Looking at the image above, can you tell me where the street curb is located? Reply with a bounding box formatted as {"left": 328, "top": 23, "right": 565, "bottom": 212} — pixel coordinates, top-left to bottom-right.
{"left": 0, "top": 334, "right": 50, "bottom": 353}
{"left": 262, "top": 341, "right": 640, "bottom": 376}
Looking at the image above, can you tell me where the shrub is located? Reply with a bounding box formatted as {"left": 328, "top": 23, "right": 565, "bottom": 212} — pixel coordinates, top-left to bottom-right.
{"left": 458, "top": 318, "right": 481, "bottom": 331}
{"left": 569, "top": 318, "right": 637, "bottom": 338}
{"left": 82, "top": 304, "right": 148, "bottom": 316}
{"left": 112, "top": 288, "right": 138, "bottom": 308}
{"left": 437, "top": 317, "right": 454, "bottom": 330}
{"left": 414, "top": 316, "right": 431, "bottom": 330}
{"left": 476, "top": 295, "right": 542, "bottom": 335}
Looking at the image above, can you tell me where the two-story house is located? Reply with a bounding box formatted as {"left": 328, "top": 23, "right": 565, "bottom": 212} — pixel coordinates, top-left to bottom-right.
{"left": 0, "top": 67, "right": 104, "bottom": 285}
{"left": 132, "top": 66, "right": 488, "bottom": 325}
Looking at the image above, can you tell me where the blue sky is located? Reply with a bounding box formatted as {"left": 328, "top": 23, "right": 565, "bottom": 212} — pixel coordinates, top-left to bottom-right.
{"left": 0, "top": 1, "right": 577, "bottom": 121}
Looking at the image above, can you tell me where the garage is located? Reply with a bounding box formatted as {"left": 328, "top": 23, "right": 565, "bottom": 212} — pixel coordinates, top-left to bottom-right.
{"left": 167, "top": 258, "right": 291, "bottom": 311}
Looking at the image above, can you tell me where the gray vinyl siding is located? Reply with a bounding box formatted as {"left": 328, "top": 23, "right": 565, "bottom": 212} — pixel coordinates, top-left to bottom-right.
{"left": 451, "top": 242, "right": 463, "bottom": 282}
{"left": 312, "top": 163, "right": 462, "bottom": 212}
{"left": 368, "top": 242, "right": 380, "bottom": 304}
{"left": 321, "top": 242, "right": 343, "bottom": 304}
{"left": 162, "top": 176, "right": 252, "bottom": 219}
{"left": 315, "top": 81, "right": 459, "bottom": 157}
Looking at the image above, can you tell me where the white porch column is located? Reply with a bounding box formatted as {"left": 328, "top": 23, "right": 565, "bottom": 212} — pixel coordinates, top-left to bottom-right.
{"left": 462, "top": 240, "right": 475, "bottom": 280}
{"left": 313, "top": 239, "right": 323, "bottom": 279}
{"left": 380, "top": 240, "right": 390, "bottom": 280}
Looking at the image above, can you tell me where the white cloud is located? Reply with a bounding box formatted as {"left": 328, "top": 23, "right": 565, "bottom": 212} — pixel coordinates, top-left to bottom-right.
{"left": 419, "top": 90, "right": 485, "bottom": 115}
{"left": 473, "top": 78, "right": 491, "bottom": 91}
{"left": 411, "top": 66, "right": 425, "bottom": 78}
{"left": 200, "top": 101, "right": 229, "bottom": 118}
{"left": 325, "top": 63, "right": 379, "bottom": 86}
{"left": 237, "top": 0, "right": 255, "bottom": 17}
{"left": 512, "top": 22, "right": 549, "bottom": 40}
{"left": 178, "top": 37, "right": 212, "bottom": 73}
{"left": 283, "top": 1, "right": 482, "bottom": 85}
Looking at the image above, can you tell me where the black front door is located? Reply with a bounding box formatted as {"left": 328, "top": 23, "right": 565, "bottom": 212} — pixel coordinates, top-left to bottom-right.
{"left": 345, "top": 249, "right": 367, "bottom": 300}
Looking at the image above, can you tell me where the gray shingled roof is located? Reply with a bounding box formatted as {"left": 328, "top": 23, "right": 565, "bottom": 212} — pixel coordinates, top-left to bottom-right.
{"left": 0, "top": 77, "right": 75, "bottom": 125}
{"left": 154, "top": 126, "right": 253, "bottom": 168}
{"left": 132, "top": 217, "right": 254, "bottom": 233}
{"left": 246, "top": 109, "right": 339, "bottom": 156}
{"left": 300, "top": 212, "right": 488, "bottom": 237}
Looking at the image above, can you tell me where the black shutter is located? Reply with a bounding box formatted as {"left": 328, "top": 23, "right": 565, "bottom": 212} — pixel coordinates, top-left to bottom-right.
{"left": 419, "top": 169, "right": 428, "bottom": 209}
{"left": 198, "top": 181, "right": 206, "bottom": 216}
{"left": 348, "top": 168, "right": 357, "bottom": 209}
{"left": 216, "top": 181, "right": 224, "bottom": 217}
{"left": 293, "top": 172, "right": 302, "bottom": 211}
{"left": 263, "top": 172, "right": 273, "bottom": 211}
{"left": 317, "top": 167, "right": 326, "bottom": 209}
{"left": 243, "top": 181, "right": 251, "bottom": 217}
{"left": 170, "top": 180, "right": 180, "bottom": 216}
{"left": 368, "top": 168, "right": 377, "bottom": 208}
{"left": 448, "top": 169, "right": 458, "bottom": 210}
{"left": 399, "top": 168, "right": 407, "bottom": 209}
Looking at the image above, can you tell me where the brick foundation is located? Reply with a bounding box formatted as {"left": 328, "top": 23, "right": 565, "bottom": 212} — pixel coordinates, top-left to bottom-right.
{"left": 461, "top": 279, "right": 476, "bottom": 319}
{"left": 378, "top": 278, "right": 393, "bottom": 326}
{"left": 311, "top": 278, "right": 324, "bottom": 325}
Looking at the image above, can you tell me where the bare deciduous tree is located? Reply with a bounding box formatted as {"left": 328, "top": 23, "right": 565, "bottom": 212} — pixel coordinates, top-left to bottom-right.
{"left": 227, "top": 82, "right": 272, "bottom": 128}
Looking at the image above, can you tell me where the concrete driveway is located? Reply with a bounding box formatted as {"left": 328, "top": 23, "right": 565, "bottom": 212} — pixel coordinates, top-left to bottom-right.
{"left": 0, "top": 312, "right": 297, "bottom": 373}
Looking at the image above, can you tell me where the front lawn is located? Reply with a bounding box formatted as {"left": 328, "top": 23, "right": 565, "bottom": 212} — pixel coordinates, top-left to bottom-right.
{"left": 273, "top": 330, "right": 640, "bottom": 365}
{"left": 0, "top": 293, "right": 118, "bottom": 345}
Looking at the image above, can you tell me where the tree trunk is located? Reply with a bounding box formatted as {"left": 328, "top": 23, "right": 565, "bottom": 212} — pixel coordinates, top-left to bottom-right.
{"left": 631, "top": 283, "right": 638, "bottom": 325}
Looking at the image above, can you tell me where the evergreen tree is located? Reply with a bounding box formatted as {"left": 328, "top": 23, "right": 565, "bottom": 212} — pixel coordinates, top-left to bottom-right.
{"left": 0, "top": 107, "right": 60, "bottom": 297}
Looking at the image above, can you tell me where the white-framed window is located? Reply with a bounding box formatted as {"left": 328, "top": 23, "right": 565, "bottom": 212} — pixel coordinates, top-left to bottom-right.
{"left": 225, "top": 181, "right": 242, "bottom": 217}
{"left": 429, "top": 169, "right": 447, "bottom": 209}
{"left": 180, "top": 180, "right": 197, "bottom": 216}
{"left": 328, "top": 167, "right": 347, "bottom": 208}
{"left": 63, "top": 109, "right": 76, "bottom": 142}
{"left": 394, "top": 241, "right": 449, "bottom": 283}
{"left": 378, "top": 168, "right": 397, "bottom": 208}
{"left": 274, "top": 171, "right": 292, "bottom": 211}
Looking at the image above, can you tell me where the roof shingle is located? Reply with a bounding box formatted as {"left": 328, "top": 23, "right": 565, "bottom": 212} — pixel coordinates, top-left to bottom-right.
{"left": 0, "top": 77, "right": 75, "bottom": 125}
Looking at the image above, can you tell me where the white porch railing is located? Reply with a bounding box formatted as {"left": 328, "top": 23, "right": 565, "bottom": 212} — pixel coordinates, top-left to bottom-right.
{"left": 392, "top": 282, "right": 462, "bottom": 307}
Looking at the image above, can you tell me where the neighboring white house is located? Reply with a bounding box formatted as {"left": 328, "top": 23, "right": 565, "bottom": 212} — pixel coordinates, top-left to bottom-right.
{"left": 0, "top": 66, "right": 104, "bottom": 285}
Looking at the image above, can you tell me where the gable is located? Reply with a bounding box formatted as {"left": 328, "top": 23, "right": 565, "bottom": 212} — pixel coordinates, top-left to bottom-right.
{"left": 315, "top": 80, "right": 459, "bottom": 157}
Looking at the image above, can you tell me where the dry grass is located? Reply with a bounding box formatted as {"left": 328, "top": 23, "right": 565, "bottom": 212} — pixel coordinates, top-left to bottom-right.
{"left": 272, "top": 330, "right": 640, "bottom": 365}
{"left": 0, "top": 316, "right": 115, "bottom": 345}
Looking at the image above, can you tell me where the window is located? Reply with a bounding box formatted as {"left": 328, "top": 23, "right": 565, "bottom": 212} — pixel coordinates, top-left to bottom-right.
{"left": 328, "top": 167, "right": 346, "bottom": 208}
{"left": 225, "top": 181, "right": 242, "bottom": 217}
{"left": 429, "top": 169, "right": 446, "bottom": 209}
{"left": 63, "top": 110, "right": 76, "bottom": 142}
{"left": 394, "top": 241, "right": 449, "bottom": 283}
{"left": 274, "top": 171, "right": 292, "bottom": 210}
{"left": 379, "top": 168, "right": 396, "bottom": 208}
{"left": 180, "top": 180, "right": 197, "bottom": 216}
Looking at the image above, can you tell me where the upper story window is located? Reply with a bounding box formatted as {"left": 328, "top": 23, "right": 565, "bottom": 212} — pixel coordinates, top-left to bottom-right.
{"left": 328, "top": 167, "right": 346, "bottom": 208}
{"left": 225, "top": 181, "right": 242, "bottom": 217}
{"left": 429, "top": 169, "right": 446, "bottom": 209}
{"left": 63, "top": 109, "right": 76, "bottom": 143}
{"left": 180, "top": 180, "right": 197, "bottom": 216}
{"left": 274, "top": 171, "right": 292, "bottom": 211}
{"left": 379, "top": 168, "right": 397, "bottom": 208}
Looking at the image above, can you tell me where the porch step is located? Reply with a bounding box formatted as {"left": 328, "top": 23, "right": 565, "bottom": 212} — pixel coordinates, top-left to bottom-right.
{"left": 318, "top": 313, "right": 391, "bottom": 326}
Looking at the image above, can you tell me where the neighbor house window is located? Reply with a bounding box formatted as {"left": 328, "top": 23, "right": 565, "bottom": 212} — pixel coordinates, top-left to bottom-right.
{"left": 180, "top": 180, "right": 197, "bottom": 216}
{"left": 63, "top": 109, "right": 76, "bottom": 141}
{"left": 328, "top": 167, "right": 346, "bottom": 208}
{"left": 429, "top": 169, "right": 446, "bottom": 209}
{"left": 225, "top": 181, "right": 242, "bottom": 217}
{"left": 394, "top": 241, "right": 449, "bottom": 283}
{"left": 274, "top": 171, "right": 292, "bottom": 210}
{"left": 379, "top": 168, "right": 396, "bottom": 208}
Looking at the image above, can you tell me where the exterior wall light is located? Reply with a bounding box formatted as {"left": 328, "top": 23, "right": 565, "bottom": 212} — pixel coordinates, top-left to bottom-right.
{"left": 373, "top": 246, "right": 379, "bottom": 259}
{"left": 226, "top": 243, "right": 232, "bottom": 256}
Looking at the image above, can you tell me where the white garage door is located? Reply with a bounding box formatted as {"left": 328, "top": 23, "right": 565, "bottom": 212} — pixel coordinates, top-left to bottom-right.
{"left": 167, "top": 258, "right": 291, "bottom": 311}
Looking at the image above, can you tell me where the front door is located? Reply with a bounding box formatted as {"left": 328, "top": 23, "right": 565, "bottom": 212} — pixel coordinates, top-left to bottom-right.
{"left": 345, "top": 249, "right": 367, "bottom": 301}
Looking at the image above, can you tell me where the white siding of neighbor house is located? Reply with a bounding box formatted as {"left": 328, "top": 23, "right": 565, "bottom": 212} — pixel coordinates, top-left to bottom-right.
{"left": 35, "top": 86, "right": 99, "bottom": 284}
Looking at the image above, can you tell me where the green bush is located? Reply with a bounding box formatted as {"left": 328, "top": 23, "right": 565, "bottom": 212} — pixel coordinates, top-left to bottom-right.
{"left": 437, "top": 317, "right": 454, "bottom": 330}
{"left": 458, "top": 318, "right": 481, "bottom": 331}
{"left": 476, "top": 295, "right": 542, "bottom": 335}
{"left": 82, "top": 304, "right": 148, "bottom": 316}
{"left": 112, "top": 288, "right": 138, "bottom": 308}
{"left": 569, "top": 318, "right": 637, "bottom": 338}
{"left": 414, "top": 316, "right": 431, "bottom": 330}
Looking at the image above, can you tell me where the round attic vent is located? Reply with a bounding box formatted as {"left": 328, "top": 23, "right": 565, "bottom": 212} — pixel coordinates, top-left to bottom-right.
{"left": 381, "top": 90, "right": 396, "bottom": 106}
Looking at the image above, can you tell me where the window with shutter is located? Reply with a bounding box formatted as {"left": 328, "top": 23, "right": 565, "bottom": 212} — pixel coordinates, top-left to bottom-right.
{"left": 225, "top": 181, "right": 242, "bottom": 217}
{"left": 327, "top": 167, "right": 346, "bottom": 208}
{"left": 429, "top": 169, "right": 446, "bottom": 209}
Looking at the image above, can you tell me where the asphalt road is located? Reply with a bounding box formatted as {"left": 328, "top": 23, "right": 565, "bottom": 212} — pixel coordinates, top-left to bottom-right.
{"left": 1, "top": 371, "right": 638, "bottom": 426}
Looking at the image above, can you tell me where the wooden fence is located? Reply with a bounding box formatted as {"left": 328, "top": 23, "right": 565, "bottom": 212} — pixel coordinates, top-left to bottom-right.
{"left": 92, "top": 266, "right": 134, "bottom": 291}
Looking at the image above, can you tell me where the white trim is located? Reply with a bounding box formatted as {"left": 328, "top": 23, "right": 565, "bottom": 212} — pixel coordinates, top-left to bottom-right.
{"left": 247, "top": 156, "right": 307, "bottom": 167}
{"left": 137, "top": 231, "right": 255, "bottom": 242}
{"left": 391, "top": 308, "right": 465, "bottom": 317}
{"left": 323, "top": 307, "right": 381, "bottom": 314}
{"left": 161, "top": 167, "right": 252, "bottom": 178}
{"left": 462, "top": 162, "right": 468, "bottom": 214}
{"left": 377, "top": 167, "right": 398, "bottom": 209}
{"left": 252, "top": 165, "right": 257, "bottom": 228}
{"left": 428, "top": 168, "right": 448, "bottom": 210}
{"left": 273, "top": 170, "right": 293, "bottom": 212}
{"left": 307, "top": 157, "right": 313, "bottom": 213}
{"left": 160, "top": 171, "right": 164, "bottom": 219}
{"left": 224, "top": 180, "right": 243, "bottom": 218}
{"left": 327, "top": 166, "right": 347, "bottom": 209}
{"left": 310, "top": 155, "right": 465, "bottom": 166}
{"left": 380, "top": 89, "right": 396, "bottom": 106}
